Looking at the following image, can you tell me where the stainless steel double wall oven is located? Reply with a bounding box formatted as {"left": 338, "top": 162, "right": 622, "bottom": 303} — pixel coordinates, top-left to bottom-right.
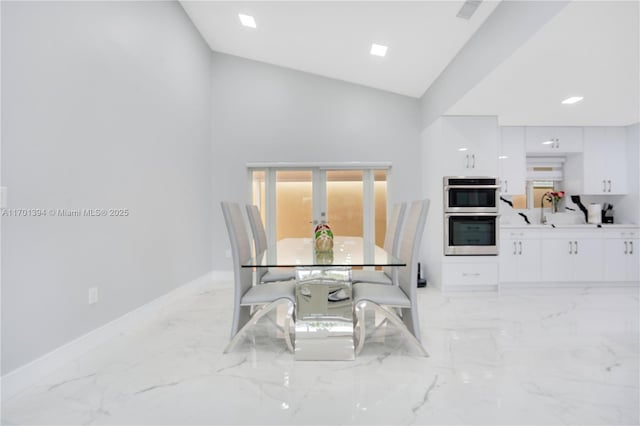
{"left": 444, "top": 176, "right": 500, "bottom": 255}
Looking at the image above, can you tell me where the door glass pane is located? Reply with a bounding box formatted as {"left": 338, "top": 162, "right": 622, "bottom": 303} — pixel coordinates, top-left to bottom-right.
{"left": 251, "top": 170, "right": 266, "bottom": 223}
{"left": 374, "top": 170, "right": 387, "bottom": 247}
{"left": 276, "top": 170, "right": 312, "bottom": 239}
{"left": 326, "top": 170, "right": 363, "bottom": 238}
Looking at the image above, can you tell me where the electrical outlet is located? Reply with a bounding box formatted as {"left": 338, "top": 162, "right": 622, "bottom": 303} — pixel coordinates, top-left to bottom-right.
{"left": 225, "top": 249, "right": 231, "bottom": 259}
{"left": 88, "top": 287, "right": 98, "bottom": 305}
{"left": 0, "top": 186, "right": 7, "bottom": 209}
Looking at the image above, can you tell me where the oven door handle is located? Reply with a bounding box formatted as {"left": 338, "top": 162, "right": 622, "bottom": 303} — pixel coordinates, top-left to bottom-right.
{"left": 444, "top": 213, "right": 501, "bottom": 219}
{"left": 444, "top": 185, "right": 501, "bottom": 190}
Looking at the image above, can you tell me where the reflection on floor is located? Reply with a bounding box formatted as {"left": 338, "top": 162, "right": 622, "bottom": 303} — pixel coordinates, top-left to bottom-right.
{"left": 2, "top": 284, "right": 639, "bottom": 425}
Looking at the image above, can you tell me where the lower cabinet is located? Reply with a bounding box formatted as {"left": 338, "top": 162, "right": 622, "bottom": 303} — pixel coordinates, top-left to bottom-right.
{"left": 499, "top": 227, "right": 639, "bottom": 285}
{"left": 442, "top": 261, "right": 498, "bottom": 288}
{"left": 500, "top": 231, "right": 541, "bottom": 282}
{"left": 541, "top": 237, "right": 603, "bottom": 282}
{"left": 604, "top": 231, "right": 639, "bottom": 282}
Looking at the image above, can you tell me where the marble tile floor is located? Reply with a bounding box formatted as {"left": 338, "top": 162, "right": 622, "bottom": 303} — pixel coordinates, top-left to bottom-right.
{"left": 2, "top": 284, "right": 639, "bottom": 426}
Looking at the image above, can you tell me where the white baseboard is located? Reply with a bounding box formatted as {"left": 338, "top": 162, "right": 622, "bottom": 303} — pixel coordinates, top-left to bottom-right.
{"left": 1, "top": 269, "right": 233, "bottom": 402}
{"left": 442, "top": 284, "right": 499, "bottom": 292}
{"left": 500, "top": 280, "right": 640, "bottom": 290}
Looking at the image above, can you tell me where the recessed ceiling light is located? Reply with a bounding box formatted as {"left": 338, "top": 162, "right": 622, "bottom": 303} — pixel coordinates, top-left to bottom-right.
{"left": 238, "top": 14, "right": 256, "bottom": 29}
{"left": 561, "top": 96, "right": 584, "bottom": 105}
{"left": 458, "top": 147, "right": 468, "bottom": 152}
{"left": 370, "top": 43, "right": 388, "bottom": 57}
{"left": 457, "top": 0, "right": 482, "bottom": 20}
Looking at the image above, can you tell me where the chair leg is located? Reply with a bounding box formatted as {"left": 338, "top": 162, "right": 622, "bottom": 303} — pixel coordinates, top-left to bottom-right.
{"left": 354, "top": 300, "right": 428, "bottom": 357}
{"left": 283, "top": 302, "right": 294, "bottom": 353}
{"left": 354, "top": 301, "right": 367, "bottom": 355}
{"left": 225, "top": 299, "right": 295, "bottom": 354}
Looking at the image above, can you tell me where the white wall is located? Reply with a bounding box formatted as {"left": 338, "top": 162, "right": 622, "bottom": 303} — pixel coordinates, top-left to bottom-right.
{"left": 1, "top": 1, "right": 213, "bottom": 374}
{"left": 210, "top": 52, "right": 422, "bottom": 269}
{"left": 419, "top": 120, "right": 445, "bottom": 288}
{"left": 617, "top": 123, "right": 640, "bottom": 224}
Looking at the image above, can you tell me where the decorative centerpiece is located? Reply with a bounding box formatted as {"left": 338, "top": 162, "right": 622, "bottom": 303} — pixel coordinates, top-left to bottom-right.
{"left": 314, "top": 250, "right": 334, "bottom": 265}
{"left": 314, "top": 223, "right": 334, "bottom": 253}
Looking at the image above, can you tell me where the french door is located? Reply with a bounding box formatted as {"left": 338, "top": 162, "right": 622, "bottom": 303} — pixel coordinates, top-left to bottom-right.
{"left": 248, "top": 164, "right": 389, "bottom": 250}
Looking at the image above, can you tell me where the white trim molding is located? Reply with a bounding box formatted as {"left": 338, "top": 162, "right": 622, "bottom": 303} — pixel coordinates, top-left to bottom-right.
{"left": 246, "top": 161, "right": 391, "bottom": 170}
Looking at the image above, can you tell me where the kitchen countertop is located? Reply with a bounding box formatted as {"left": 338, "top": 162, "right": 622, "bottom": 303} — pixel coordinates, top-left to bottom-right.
{"left": 501, "top": 223, "right": 638, "bottom": 229}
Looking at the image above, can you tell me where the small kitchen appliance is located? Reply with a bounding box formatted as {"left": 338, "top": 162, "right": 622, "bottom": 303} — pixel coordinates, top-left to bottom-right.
{"left": 602, "top": 203, "right": 614, "bottom": 223}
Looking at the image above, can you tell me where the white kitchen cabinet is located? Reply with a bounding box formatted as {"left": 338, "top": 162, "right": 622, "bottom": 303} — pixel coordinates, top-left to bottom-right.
{"left": 500, "top": 230, "right": 541, "bottom": 282}
{"left": 573, "top": 238, "right": 605, "bottom": 281}
{"left": 541, "top": 239, "right": 574, "bottom": 281}
{"left": 499, "top": 127, "right": 526, "bottom": 195}
{"left": 439, "top": 116, "right": 499, "bottom": 176}
{"left": 500, "top": 226, "right": 638, "bottom": 286}
{"left": 442, "top": 261, "right": 498, "bottom": 288}
{"left": 541, "top": 235, "right": 603, "bottom": 282}
{"left": 525, "top": 127, "right": 583, "bottom": 153}
{"left": 630, "top": 239, "right": 640, "bottom": 282}
{"left": 604, "top": 230, "right": 639, "bottom": 281}
{"left": 582, "top": 127, "right": 628, "bottom": 194}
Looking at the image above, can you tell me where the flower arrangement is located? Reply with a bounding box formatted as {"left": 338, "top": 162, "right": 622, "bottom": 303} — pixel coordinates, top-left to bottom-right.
{"left": 544, "top": 191, "right": 565, "bottom": 212}
{"left": 544, "top": 191, "right": 565, "bottom": 204}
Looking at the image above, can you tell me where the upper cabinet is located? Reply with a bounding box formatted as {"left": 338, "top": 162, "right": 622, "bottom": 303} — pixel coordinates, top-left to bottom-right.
{"left": 582, "top": 127, "right": 627, "bottom": 195}
{"left": 525, "top": 127, "right": 583, "bottom": 153}
{"left": 439, "top": 116, "right": 499, "bottom": 176}
{"left": 499, "top": 127, "right": 526, "bottom": 195}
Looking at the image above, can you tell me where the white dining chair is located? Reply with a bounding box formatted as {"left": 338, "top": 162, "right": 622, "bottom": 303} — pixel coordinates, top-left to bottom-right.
{"left": 221, "top": 201, "right": 296, "bottom": 353}
{"left": 351, "top": 202, "right": 407, "bottom": 285}
{"left": 246, "top": 205, "right": 297, "bottom": 285}
{"left": 352, "top": 199, "right": 430, "bottom": 356}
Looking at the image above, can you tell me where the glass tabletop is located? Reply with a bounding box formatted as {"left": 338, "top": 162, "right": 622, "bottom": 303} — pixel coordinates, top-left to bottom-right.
{"left": 242, "top": 236, "right": 405, "bottom": 268}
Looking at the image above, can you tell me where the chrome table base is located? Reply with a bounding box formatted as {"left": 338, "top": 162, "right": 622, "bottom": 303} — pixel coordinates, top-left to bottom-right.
{"left": 294, "top": 267, "right": 354, "bottom": 361}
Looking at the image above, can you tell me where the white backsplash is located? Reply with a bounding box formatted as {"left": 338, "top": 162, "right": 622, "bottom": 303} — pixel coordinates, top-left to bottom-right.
{"left": 499, "top": 196, "right": 587, "bottom": 225}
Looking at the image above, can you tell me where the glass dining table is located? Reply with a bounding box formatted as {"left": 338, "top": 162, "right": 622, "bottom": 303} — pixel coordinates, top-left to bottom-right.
{"left": 242, "top": 236, "right": 405, "bottom": 360}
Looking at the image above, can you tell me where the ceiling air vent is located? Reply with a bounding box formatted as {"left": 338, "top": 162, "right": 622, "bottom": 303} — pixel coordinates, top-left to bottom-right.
{"left": 456, "top": 0, "right": 483, "bottom": 20}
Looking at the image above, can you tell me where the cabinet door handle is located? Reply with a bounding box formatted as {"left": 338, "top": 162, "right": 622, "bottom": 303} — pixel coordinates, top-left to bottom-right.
{"left": 471, "top": 154, "right": 476, "bottom": 168}
{"left": 607, "top": 180, "right": 612, "bottom": 192}
{"left": 631, "top": 241, "right": 634, "bottom": 255}
{"left": 504, "top": 180, "right": 508, "bottom": 193}
{"left": 513, "top": 241, "right": 517, "bottom": 255}
{"left": 569, "top": 241, "right": 573, "bottom": 254}
{"left": 603, "top": 180, "right": 607, "bottom": 192}
{"left": 466, "top": 154, "right": 470, "bottom": 168}
{"left": 518, "top": 241, "right": 523, "bottom": 255}
{"left": 555, "top": 138, "right": 560, "bottom": 149}
{"left": 574, "top": 240, "right": 579, "bottom": 255}
{"left": 624, "top": 241, "right": 629, "bottom": 254}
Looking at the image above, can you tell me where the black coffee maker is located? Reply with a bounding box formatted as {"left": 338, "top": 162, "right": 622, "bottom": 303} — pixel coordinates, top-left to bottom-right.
{"left": 602, "top": 203, "right": 614, "bottom": 223}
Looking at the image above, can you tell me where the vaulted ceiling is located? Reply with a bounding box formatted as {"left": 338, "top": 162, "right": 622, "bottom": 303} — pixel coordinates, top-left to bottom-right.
{"left": 181, "top": 1, "right": 639, "bottom": 126}
{"left": 180, "top": 1, "right": 499, "bottom": 98}
{"left": 448, "top": 0, "right": 639, "bottom": 126}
